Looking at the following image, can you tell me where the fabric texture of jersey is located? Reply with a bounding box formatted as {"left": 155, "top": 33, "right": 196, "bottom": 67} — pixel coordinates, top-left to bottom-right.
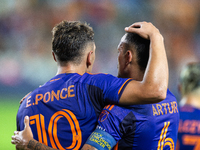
{"left": 176, "top": 105, "right": 200, "bottom": 150}
{"left": 98, "top": 89, "right": 179, "bottom": 150}
{"left": 17, "top": 73, "right": 131, "bottom": 149}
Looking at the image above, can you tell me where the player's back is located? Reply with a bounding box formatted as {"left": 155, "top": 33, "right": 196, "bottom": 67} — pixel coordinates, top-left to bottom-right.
{"left": 17, "top": 73, "right": 131, "bottom": 149}
{"left": 176, "top": 105, "right": 200, "bottom": 150}
{"left": 98, "top": 89, "right": 179, "bottom": 150}
{"left": 134, "top": 89, "right": 179, "bottom": 150}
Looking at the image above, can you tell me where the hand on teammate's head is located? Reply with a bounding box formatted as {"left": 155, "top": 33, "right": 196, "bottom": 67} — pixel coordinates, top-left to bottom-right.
{"left": 125, "top": 22, "right": 161, "bottom": 40}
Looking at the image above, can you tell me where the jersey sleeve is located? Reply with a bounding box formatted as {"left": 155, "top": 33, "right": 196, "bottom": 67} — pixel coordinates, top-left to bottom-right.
{"left": 97, "top": 105, "right": 137, "bottom": 143}
{"left": 17, "top": 98, "right": 28, "bottom": 131}
{"left": 17, "top": 92, "right": 34, "bottom": 131}
{"left": 97, "top": 105, "right": 124, "bottom": 142}
{"left": 85, "top": 73, "right": 132, "bottom": 104}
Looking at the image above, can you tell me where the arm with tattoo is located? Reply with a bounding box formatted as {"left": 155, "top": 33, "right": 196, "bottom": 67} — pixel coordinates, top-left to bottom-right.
{"left": 27, "top": 139, "right": 57, "bottom": 150}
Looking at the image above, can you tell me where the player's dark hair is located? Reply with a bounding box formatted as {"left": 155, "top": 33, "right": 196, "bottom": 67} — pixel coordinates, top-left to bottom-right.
{"left": 125, "top": 33, "right": 150, "bottom": 72}
{"left": 52, "top": 21, "right": 94, "bottom": 64}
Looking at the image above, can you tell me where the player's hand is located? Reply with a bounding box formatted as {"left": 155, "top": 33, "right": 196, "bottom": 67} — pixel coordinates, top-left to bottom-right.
{"left": 20, "top": 92, "right": 32, "bottom": 104}
{"left": 11, "top": 116, "right": 33, "bottom": 150}
{"left": 125, "top": 22, "right": 161, "bottom": 40}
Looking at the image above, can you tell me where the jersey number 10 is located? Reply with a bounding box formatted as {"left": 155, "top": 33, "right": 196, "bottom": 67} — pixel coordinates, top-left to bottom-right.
{"left": 29, "top": 109, "right": 82, "bottom": 150}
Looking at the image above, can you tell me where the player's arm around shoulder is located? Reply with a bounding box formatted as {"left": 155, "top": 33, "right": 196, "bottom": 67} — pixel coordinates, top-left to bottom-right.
{"left": 12, "top": 116, "right": 59, "bottom": 150}
{"left": 120, "top": 22, "right": 168, "bottom": 105}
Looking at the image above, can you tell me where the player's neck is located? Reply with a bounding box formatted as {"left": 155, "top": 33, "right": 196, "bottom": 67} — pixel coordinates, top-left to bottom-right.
{"left": 130, "top": 70, "right": 144, "bottom": 81}
{"left": 128, "top": 65, "right": 144, "bottom": 81}
{"left": 56, "top": 64, "right": 86, "bottom": 75}
{"left": 180, "top": 94, "right": 200, "bottom": 109}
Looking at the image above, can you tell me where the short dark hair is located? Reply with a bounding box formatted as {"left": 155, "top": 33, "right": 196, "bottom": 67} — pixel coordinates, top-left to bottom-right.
{"left": 52, "top": 21, "right": 94, "bottom": 64}
{"left": 125, "top": 33, "right": 150, "bottom": 72}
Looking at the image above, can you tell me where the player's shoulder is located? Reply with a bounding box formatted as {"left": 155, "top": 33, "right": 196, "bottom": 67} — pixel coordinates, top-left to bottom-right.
{"left": 81, "top": 72, "right": 118, "bottom": 84}
{"left": 103, "top": 104, "right": 133, "bottom": 119}
{"left": 166, "top": 89, "right": 176, "bottom": 97}
{"left": 163, "top": 89, "right": 177, "bottom": 102}
{"left": 84, "top": 72, "right": 114, "bottom": 79}
{"left": 83, "top": 72, "right": 132, "bottom": 84}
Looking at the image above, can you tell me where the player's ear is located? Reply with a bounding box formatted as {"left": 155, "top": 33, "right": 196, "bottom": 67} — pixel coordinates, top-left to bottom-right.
{"left": 86, "top": 50, "right": 93, "bottom": 67}
{"left": 125, "top": 50, "right": 132, "bottom": 65}
{"left": 52, "top": 52, "right": 57, "bottom": 62}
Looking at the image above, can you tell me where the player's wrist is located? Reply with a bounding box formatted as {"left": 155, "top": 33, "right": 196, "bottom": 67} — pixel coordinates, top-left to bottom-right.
{"left": 149, "top": 32, "right": 163, "bottom": 42}
{"left": 26, "top": 139, "right": 37, "bottom": 149}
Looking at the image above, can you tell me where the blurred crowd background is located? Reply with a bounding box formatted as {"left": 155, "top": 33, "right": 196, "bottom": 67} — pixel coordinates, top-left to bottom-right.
{"left": 0, "top": 0, "right": 200, "bottom": 102}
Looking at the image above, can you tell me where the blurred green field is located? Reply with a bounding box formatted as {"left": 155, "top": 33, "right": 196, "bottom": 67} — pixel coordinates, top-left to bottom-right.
{"left": 0, "top": 97, "right": 20, "bottom": 149}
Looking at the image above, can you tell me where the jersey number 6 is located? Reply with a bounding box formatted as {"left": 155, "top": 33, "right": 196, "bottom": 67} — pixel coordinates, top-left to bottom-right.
{"left": 157, "top": 121, "right": 174, "bottom": 150}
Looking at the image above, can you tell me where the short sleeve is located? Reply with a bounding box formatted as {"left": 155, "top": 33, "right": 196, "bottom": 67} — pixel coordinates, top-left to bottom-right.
{"left": 84, "top": 73, "right": 132, "bottom": 104}
{"left": 97, "top": 105, "right": 136, "bottom": 143}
